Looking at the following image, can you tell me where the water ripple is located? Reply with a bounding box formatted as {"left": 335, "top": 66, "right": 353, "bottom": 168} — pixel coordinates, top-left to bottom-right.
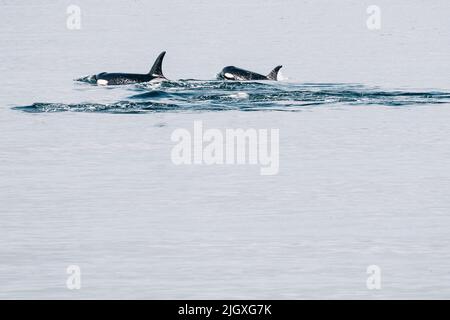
{"left": 13, "top": 81, "right": 450, "bottom": 113}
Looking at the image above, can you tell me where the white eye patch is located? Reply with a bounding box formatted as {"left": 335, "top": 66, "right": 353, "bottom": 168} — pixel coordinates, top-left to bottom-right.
{"left": 224, "top": 73, "right": 235, "bottom": 79}
{"left": 97, "top": 79, "right": 108, "bottom": 86}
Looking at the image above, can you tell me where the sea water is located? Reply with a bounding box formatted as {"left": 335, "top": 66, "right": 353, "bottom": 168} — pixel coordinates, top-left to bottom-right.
{"left": 1, "top": 0, "right": 450, "bottom": 299}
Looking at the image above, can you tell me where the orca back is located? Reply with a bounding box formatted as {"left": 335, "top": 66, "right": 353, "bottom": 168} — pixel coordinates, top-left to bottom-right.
{"left": 218, "top": 65, "right": 282, "bottom": 81}
{"left": 95, "top": 51, "right": 167, "bottom": 85}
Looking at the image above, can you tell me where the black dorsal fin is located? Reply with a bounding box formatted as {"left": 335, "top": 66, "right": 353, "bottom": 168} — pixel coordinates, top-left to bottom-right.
{"left": 267, "top": 65, "right": 282, "bottom": 80}
{"left": 148, "top": 51, "right": 166, "bottom": 77}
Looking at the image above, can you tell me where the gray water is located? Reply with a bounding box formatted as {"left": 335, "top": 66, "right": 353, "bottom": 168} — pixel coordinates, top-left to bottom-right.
{"left": 1, "top": 0, "right": 450, "bottom": 299}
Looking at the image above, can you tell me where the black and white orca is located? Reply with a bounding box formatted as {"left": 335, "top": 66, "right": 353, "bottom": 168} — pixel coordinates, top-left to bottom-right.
{"left": 217, "top": 65, "right": 282, "bottom": 81}
{"left": 94, "top": 51, "right": 167, "bottom": 85}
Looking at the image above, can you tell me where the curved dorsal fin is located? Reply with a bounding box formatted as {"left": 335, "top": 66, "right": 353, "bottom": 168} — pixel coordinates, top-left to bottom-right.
{"left": 148, "top": 51, "right": 166, "bottom": 77}
{"left": 267, "top": 65, "right": 282, "bottom": 80}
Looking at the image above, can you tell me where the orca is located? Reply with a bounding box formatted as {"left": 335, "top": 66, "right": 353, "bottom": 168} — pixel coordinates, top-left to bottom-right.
{"left": 217, "top": 65, "right": 282, "bottom": 81}
{"left": 94, "top": 51, "right": 167, "bottom": 85}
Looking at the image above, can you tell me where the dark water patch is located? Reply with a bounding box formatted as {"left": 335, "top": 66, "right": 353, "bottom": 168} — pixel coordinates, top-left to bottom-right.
{"left": 128, "top": 90, "right": 173, "bottom": 99}
{"left": 14, "top": 101, "right": 181, "bottom": 114}
{"left": 13, "top": 101, "right": 238, "bottom": 114}
{"left": 13, "top": 82, "right": 450, "bottom": 113}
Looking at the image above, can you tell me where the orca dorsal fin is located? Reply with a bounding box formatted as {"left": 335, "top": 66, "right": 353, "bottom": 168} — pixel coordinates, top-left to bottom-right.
{"left": 267, "top": 65, "right": 282, "bottom": 80}
{"left": 148, "top": 51, "right": 166, "bottom": 77}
